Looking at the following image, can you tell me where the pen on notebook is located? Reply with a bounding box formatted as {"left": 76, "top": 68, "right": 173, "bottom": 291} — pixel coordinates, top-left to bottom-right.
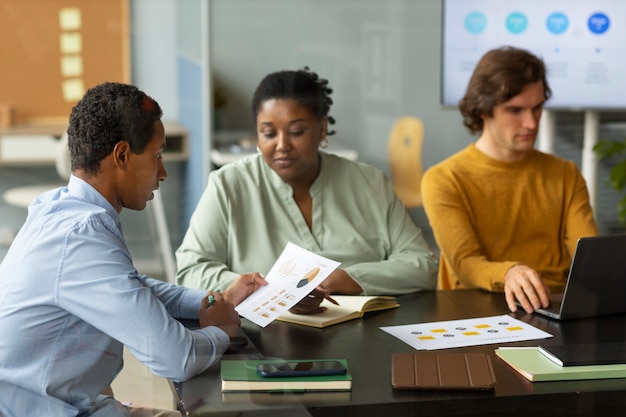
{"left": 324, "top": 295, "right": 340, "bottom": 305}
{"left": 308, "top": 294, "right": 340, "bottom": 306}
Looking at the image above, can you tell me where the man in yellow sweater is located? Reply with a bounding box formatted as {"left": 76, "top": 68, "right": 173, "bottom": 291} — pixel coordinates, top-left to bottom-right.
{"left": 422, "top": 46, "right": 598, "bottom": 314}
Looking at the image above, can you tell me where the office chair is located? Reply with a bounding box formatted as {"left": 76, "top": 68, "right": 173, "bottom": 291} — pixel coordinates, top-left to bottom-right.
{"left": 387, "top": 116, "right": 424, "bottom": 208}
{"left": 2, "top": 131, "right": 176, "bottom": 283}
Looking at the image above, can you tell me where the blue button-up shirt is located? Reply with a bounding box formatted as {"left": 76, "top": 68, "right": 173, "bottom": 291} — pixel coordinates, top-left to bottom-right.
{"left": 0, "top": 176, "right": 229, "bottom": 416}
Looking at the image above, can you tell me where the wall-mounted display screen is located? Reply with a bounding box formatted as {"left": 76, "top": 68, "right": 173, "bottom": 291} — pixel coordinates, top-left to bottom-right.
{"left": 442, "top": 0, "right": 626, "bottom": 110}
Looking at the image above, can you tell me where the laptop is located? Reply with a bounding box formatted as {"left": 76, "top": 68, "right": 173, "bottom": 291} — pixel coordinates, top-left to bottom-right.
{"left": 532, "top": 234, "right": 626, "bottom": 320}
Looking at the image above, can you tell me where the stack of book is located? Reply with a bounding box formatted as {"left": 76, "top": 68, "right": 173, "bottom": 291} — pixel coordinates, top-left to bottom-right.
{"left": 495, "top": 342, "right": 626, "bottom": 382}
{"left": 221, "top": 359, "right": 352, "bottom": 392}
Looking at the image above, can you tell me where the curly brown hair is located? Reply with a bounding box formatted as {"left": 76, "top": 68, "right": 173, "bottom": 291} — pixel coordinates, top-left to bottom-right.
{"left": 459, "top": 46, "right": 552, "bottom": 135}
{"left": 67, "top": 82, "right": 162, "bottom": 174}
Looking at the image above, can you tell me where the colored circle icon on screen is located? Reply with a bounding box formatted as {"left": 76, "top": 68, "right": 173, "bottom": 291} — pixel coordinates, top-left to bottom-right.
{"left": 506, "top": 12, "right": 528, "bottom": 34}
{"left": 464, "top": 11, "right": 486, "bottom": 34}
{"left": 588, "top": 12, "right": 610, "bottom": 34}
{"left": 546, "top": 12, "right": 568, "bottom": 34}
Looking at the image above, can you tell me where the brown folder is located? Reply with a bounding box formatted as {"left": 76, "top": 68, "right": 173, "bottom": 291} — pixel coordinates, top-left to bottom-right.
{"left": 392, "top": 352, "right": 496, "bottom": 391}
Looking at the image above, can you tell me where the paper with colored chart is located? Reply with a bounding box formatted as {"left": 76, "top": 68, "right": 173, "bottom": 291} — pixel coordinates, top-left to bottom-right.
{"left": 235, "top": 242, "right": 341, "bottom": 327}
{"left": 380, "top": 315, "right": 552, "bottom": 350}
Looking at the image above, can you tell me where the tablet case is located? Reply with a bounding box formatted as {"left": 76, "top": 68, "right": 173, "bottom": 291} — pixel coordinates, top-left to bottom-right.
{"left": 392, "top": 352, "right": 496, "bottom": 391}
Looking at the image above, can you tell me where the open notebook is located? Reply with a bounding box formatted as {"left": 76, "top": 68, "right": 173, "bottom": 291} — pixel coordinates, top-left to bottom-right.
{"left": 276, "top": 295, "right": 399, "bottom": 328}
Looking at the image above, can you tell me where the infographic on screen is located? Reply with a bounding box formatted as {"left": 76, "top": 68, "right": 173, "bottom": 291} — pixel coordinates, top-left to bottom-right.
{"left": 442, "top": 0, "right": 626, "bottom": 109}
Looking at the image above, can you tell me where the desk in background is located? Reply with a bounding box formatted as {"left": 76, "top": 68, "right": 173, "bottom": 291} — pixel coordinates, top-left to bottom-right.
{"left": 0, "top": 121, "right": 188, "bottom": 282}
{"left": 171, "top": 290, "right": 626, "bottom": 417}
{"left": 211, "top": 131, "right": 358, "bottom": 166}
{"left": 0, "top": 121, "right": 188, "bottom": 165}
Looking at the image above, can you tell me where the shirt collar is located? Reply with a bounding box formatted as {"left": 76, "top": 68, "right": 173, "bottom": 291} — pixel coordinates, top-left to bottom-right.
{"left": 468, "top": 143, "right": 537, "bottom": 167}
{"left": 67, "top": 175, "right": 121, "bottom": 224}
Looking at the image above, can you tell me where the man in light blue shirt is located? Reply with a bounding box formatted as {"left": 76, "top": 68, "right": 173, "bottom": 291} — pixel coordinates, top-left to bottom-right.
{"left": 0, "top": 82, "right": 266, "bottom": 416}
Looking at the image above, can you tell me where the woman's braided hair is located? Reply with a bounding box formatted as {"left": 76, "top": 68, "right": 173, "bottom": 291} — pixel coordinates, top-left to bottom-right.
{"left": 252, "top": 66, "right": 336, "bottom": 136}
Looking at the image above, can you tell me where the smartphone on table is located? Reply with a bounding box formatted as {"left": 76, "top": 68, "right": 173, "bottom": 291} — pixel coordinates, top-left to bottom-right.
{"left": 256, "top": 360, "right": 347, "bottom": 378}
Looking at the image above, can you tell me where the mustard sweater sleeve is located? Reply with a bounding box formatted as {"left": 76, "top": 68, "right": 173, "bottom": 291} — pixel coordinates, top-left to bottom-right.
{"left": 562, "top": 164, "right": 599, "bottom": 255}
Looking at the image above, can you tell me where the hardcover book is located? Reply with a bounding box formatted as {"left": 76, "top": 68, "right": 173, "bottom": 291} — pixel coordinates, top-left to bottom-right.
{"left": 538, "top": 342, "right": 626, "bottom": 367}
{"left": 276, "top": 295, "right": 399, "bottom": 328}
{"left": 221, "top": 359, "right": 352, "bottom": 392}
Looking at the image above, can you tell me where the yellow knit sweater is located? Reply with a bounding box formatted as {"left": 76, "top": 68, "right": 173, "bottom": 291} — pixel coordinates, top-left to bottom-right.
{"left": 422, "top": 144, "right": 598, "bottom": 292}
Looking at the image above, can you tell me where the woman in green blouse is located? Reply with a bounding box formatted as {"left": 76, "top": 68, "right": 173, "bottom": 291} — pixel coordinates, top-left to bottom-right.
{"left": 176, "top": 67, "right": 437, "bottom": 314}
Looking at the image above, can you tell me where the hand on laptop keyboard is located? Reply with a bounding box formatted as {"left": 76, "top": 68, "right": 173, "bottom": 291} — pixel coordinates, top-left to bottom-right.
{"left": 504, "top": 264, "right": 551, "bottom": 314}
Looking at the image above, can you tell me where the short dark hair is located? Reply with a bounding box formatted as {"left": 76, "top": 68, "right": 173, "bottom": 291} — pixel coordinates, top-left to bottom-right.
{"left": 67, "top": 82, "right": 163, "bottom": 174}
{"left": 459, "top": 46, "right": 552, "bottom": 135}
{"left": 251, "top": 67, "right": 336, "bottom": 136}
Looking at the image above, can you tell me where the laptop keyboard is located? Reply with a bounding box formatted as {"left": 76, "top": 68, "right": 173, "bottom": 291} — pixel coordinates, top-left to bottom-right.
{"left": 516, "top": 293, "right": 564, "bottom": 315}
{"left": 541, "top": 293, "right": 564, "bottom": 315}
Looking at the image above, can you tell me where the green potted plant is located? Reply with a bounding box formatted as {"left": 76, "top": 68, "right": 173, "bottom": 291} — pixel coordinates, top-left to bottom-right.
{"left": 594, "top": 138, "right": 626, "bottom": 224}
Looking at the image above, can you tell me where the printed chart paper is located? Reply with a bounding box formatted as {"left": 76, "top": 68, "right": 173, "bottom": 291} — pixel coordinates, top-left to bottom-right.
{"left": 236, "top": 242, "right": 341, "bottom": 327}
{"left": 381, "top": 315, "right": 552, "bottom": 350}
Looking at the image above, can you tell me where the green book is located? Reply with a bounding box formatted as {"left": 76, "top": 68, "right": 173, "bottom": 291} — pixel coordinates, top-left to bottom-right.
{"left": 495, "top": 347, "right": 626, "bottom": 382}
{"left": 221, "top": 359, "right": 352, "bottom": 392}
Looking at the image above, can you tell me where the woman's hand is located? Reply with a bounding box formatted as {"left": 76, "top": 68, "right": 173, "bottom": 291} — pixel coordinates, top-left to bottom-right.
{"left": 288, "top": 286, "right": 331, "bottom": 315}
{"left": 320, "top": 269, "right": 362, "bottom": 294}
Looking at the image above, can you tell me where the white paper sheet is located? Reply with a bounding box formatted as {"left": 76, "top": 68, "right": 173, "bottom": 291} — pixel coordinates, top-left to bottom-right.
{"left": 380, "top": 314, "right": 552, "bottom": 350}
{"left": 235, "top": 242, "right": 341, "bottom": 327}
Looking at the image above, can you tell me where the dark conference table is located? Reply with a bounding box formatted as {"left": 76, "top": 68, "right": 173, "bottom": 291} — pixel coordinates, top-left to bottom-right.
{"left": 171, "top": 290, "right": 626, "bottom": 416}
